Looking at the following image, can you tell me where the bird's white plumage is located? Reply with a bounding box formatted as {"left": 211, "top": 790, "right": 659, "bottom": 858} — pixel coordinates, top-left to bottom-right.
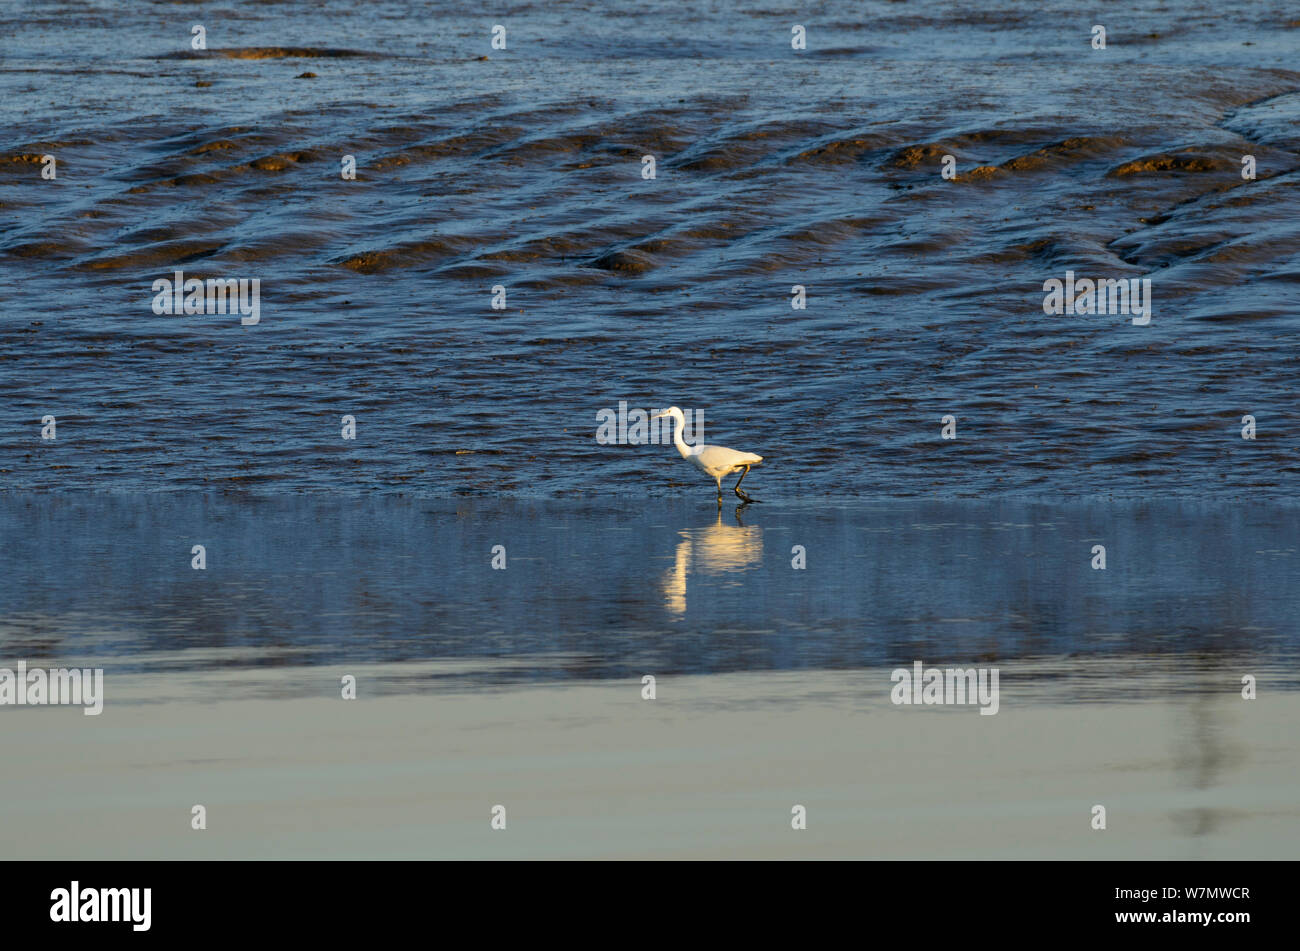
{"left": 684, "top": 443, "right": 763, "bottom": 479}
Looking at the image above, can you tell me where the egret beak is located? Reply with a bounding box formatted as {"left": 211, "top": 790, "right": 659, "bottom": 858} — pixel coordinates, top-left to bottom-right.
{"left": 650, "top": 411, "right": 669, "bottom": 420}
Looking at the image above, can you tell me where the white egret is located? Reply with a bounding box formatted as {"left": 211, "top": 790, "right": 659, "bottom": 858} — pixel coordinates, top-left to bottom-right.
{"left": 650, "top": 406, "right": 764, "bottom": 505}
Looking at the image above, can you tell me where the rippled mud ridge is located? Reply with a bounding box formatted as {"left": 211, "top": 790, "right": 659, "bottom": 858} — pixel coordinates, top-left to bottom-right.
{"left": 1, "top": 1, "right": 1298, "bottom": 498}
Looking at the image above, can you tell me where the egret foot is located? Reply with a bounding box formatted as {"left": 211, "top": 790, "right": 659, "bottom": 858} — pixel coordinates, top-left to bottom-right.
{"left": 733, "top": 466, "right": 761, "bottom": 504}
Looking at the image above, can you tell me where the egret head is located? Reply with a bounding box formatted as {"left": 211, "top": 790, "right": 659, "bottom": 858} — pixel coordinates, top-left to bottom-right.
{"left": 651, "top": 406, "right": 684, "bottom": 422}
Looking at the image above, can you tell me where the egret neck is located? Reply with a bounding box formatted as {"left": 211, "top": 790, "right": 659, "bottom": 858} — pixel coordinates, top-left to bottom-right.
{"left": 667, "top": 411, "right": 692, "bottom": 458}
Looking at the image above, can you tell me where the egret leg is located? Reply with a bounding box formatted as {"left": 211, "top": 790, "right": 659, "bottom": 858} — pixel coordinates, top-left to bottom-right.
{"left": 715, "top": 477, "right": 723, "bottom": 507}
{"left": 733, "top": 466, "right": 759, "bottom": 504}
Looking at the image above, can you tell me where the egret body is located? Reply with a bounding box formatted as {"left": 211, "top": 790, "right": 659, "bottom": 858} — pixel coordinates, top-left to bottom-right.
{"left": 651, "top": 406, "right": 763, "bottom": 505}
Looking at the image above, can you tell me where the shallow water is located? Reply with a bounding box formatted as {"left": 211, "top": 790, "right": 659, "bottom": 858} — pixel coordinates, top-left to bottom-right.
{"left": 2, "top": 1, "right": 1298, "bottom": 498}
{"left": 3, "top": 495, "right": 1297, "bottom": 686}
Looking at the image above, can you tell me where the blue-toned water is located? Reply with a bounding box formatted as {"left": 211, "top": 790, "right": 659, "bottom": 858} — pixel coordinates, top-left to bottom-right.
{"left": 2, "top": 0, "right": 1297, "bottom": 498}
{"left": 1, "top": 494, "right": 1296, "bottom": 687}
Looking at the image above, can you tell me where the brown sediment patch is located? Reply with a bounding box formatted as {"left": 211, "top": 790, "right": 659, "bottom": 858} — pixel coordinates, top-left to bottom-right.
{"left": 883, "top": 232, "right": 964, "bottom": 254}
{"left": 3, "top": 240, "right": 81, "bottom": 260}
{"left": 434, "top": 262, "right": 513, "bottom": 281}
{"left": 886, "top": 142, "right": 949, "bottom": 169}
{"left": 999, "top": 154, "right": 1047, "bottom": 172}
{"left": 3, "top": 138, "right": 88, "bottom": 163}
{"left": 416, "top": 128, "right": 529, "bottom": 156}
{"left": 159, "top": 47, "right": 377, "bottom": 60}
{"left": 80, "top": 240, "right": 227, "bottom": 271}
{"left": 973, "top": 236, "right": 1074, "bottom": 268}
{"left": 336, "top": 236, "right": 473, "bottom": 274}
{"left": 903, "top": 134, "right": 1130, "bottom": 179}
{"left": 587, "top": 248, "right": 656, "bottom": 274}
{"left": 373, "top": 128, "right": 529, "bottom": 169}
{"left": 475, "top": 247, "right": 549, "bottom": 265}
{"left": 791, "top": 134, "right": 891, "bottom": 165}
{"left": 526, "top": 233, "right": 593, "bottom": 257}
{"left": 127, "top": 172, "right": 225, "bottom": 192}
{"left": 770, "top": 215, "right": 883, "bottom": 246}
{"left": 735, "top": 117, "right": 839, "bottom": 142}
{"left": 1108, "top": 151, "right": 1236, "bottom": 177}
{"left": 338, "top": 250, "right": 402, "bottom": 273}
{"left": 221, "top": 235, "right": 333, "bottom": 263}
{"left": 672, "top": 148, "right": 749, "bottom": 172}
{"left": 118, "top": 148, "right": 326, "bottom": 186}
{"left": 484, "top": 132, "right": 604, "bottom": 162}
{"left": 117, "top": 225, "right": 198, "bottom": 244}
{"left": 811, "top": 46, "right": 879, "bottom": 57}
{"left": 1191, "top": 308, "right": 1288, "bottom": 322}
{"left": 371, "top": 154, "right": 411, "bottom": 170}
{"left": 188, "top": 140, "right": 241, "bottom": 155}
{"left": 668, "top": 118, "right": 852, "bottom": 170}
{"left": 250, "top": 150, "right": 321, "bottom": 171}
{"left": 513, "top": 270, "right": 609, "bottom": 289}
{"left": 474, "top": 231, "right": 595, "bottom": 264}
{"left": 671, "top": 221, "right": 758, "bottom": 243}
{"left": 1000, "top": 135, "right": 1128, "bottom": 171}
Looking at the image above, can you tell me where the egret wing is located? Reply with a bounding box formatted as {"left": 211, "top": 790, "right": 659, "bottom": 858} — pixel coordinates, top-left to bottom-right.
{"left": 695, "top": 444, "right": 761, "bottom": 475}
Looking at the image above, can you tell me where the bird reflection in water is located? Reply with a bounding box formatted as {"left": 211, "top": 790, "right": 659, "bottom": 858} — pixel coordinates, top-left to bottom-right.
{"left": 662, "top": 506, "right": 763, "bottom": 615}
{"left": 1171, "top": 656, "right": 1239, "bottom": 838}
